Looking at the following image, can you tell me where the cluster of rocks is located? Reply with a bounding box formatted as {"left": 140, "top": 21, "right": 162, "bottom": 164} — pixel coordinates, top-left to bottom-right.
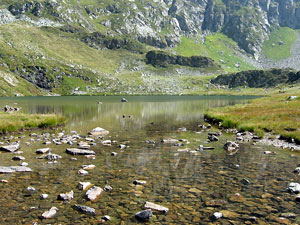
{"left": 3, "top": 105, "right": 20, "bottom": 113}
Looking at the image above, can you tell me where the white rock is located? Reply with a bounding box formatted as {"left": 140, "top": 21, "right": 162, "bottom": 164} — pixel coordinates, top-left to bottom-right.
{"left": 40, "top": 194, "right": 49, "bottom": 199}
{"left": 144, "top": 201, "right": 169, "bottom": 213}
{"left": 77, "top": 182, "right": 92, "bottom": 190}
{"left": 86, "top": 186, "right": 103, "bottom": 201}
{"left": 42, "top": 207, "right": 58, "bottom": 219}
{"left": 213, "top": 212, "right": 223, "bottom": 219}
{"left": 82, "top": 165, "right": 96, "bottom": 170}
{"left": 78, "top": 169, "right": 88, "bottom": 175}
{"left": 89, "top": 127, "right": 109, "bottom": 137}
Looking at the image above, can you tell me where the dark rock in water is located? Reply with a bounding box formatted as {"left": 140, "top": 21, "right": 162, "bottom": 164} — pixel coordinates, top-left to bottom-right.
{"left": 57, "top": 190, "right": 74, "bottom": 201}
{"left": 0, "top": 166, "right": 32, "bottom": 173}
{"left": 121, "top": 98, "right": 128, "bottom": 102}
{"left": 288, "top": 183, "right": 300, "bottom": 193}
{"left": 73, "top": 205, "right": 96, "bottom": 215}
{"left": 0, "top": 144, "right": 20, "bottom": 152}
{"left": 66, "top": 148, "right": 95, "bottom": 155}
{"left": 12, "top": 156, "right": 25, "bottom": 161}
{"left": 241, "top": 178, "right": 251, "bottom": 185}
{"left": 135, "top": 209, "right": 152, "bottom": 221}
{"left": 208, "top": 135, "right": 219, "bottom": 142}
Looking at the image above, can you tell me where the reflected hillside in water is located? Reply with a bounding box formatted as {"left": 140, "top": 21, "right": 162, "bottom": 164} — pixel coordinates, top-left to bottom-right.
{"left": 0, "top": 96, "right": 256, "bottom": 132}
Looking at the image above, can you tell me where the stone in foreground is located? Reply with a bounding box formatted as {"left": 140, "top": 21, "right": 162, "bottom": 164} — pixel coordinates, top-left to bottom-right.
{"left": 288, "top": 182, "right": 300, "bottom": 193}
{"left": 0, "top": 166, "right": 32, "bottom": 173}
{"left": 58, "top": 190, "right": 74, "bottom": 201}
{"left": 144, "top": 201, "right": 169, "bottom": 213}
{"left": 86, "top": 186, "right": 103, "bottom": 201}
{"left": 89, "top": 127, "right": 109, "bottom": 137}
{"left": 78, "top": 182, "right": 93, "bottom": 190}
{"left": 0, "top": 144, "right": 20, "bottom": 152}
{"left": 66, "top": 148, "right": 95, "bottom": 155}
{"left": 42, "top": 207, "right": 58, "bottom": 219}
{"left": 73, "top": 205, "right": 96, "bottom": 215}
{"left": 135, "top": 209, "right": 152, "bottom": 221}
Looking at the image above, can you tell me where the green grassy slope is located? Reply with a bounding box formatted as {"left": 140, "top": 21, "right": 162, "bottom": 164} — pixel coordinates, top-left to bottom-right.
{"left": 262, "top": 27, "right": 298, "bottom": 61}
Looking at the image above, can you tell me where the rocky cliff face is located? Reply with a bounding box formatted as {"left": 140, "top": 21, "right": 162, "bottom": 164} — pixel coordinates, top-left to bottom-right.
{"left": 2, "top": 0, "right": 300, "bottom": 57}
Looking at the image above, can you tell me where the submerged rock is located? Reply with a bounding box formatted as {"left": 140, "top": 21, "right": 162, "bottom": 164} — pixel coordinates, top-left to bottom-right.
{"left": 224, "top": 141, "right": 239, "bottom": 155}
{"left": 41, "top": 207, "right": 58, "bottom": 219}
{"left": 86, "top": 186, "right": 103, "bottom": 201}
{"left": 133, "top": 180, "right": 147, "bottom": 185}
{"left": 89, "top": 127, "right": 109, "bottom": 137}
{"left": 135, "top": 209, "right": 152, "bottom": 221}
{"left": 66, "top": 148, "right": 95, "bottom": 155}
{"left": 12, "top": 156, "right": 25, "bottom": 161}
{"left": 121, "top": 98, "right": 128, "bottom": 102}
{"left": 73, "top": 205, "right": 96, "bottom": 215}
{"left": 144, "top": 201, "right": 169, "bottom": 213}
{"left": 58, "top": 190, "right": 74, "bottom": 201}
{"left": 208, "top": 135, "right": 219, "bottom": 142}
{"left": 0, "top": 166, "right": 32, "bottom": 173}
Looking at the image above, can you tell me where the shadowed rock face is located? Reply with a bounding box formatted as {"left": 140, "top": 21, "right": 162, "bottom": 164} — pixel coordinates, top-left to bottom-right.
{"left": 146, "top": 51, "right": 219, "bottom": 68}
{"left": 211, "top": 68, "right": 300, "bottom": 88}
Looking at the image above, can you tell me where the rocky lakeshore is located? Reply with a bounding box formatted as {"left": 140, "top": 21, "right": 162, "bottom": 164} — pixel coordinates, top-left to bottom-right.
{"left": 0, "top": 96, "right": 300, "bottom": 224}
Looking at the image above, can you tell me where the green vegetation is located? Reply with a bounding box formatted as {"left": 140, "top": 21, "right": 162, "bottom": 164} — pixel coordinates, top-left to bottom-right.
{"left": 262, "top": 27, "right": 298, "bottom": 60}
{"left": 175, "top": 34, "right": 255, "bottom": 72}
{"left": 0, "top": 112, "right": 65, "bottom": 134}
{"left": 205, "top": 87, "right": 300, "bottom": 142}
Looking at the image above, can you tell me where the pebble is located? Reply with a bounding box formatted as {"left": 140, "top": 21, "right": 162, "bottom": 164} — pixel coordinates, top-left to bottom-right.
{"left": 213, "top": 212, "right": 223, "bottom": 219}
{"left": 144, "top": 201, "right": 169, "bottom": 213}
{"left": 58, "top": 190, "right": 74, "bottom": 201}
{"left": 104, "top": 185, "right": 113, "bottom": 192}
{"left": 40, "top": 194, "right": 49, "bottom": 200}
{"left": 135, "top": 209, "right": 152, "bottom": 221}
{"left": 78, "top": 169, "right": 88, "bottom": 175}
{"left": 12, "top": 156, "right": 25, "bottom": 161}
{"left": 42, "top": 207, "right": 58, "bottom": 219}
{"left": 77, "top": 182, "right": 92, "bottom": 190}
{"left": 111, "top": 152, "right": 117, "bottom": 156}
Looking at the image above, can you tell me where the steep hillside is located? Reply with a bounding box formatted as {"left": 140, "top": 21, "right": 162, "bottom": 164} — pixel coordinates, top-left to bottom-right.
{"left": 0, "top": 0, "right": 300, "bottom": 96}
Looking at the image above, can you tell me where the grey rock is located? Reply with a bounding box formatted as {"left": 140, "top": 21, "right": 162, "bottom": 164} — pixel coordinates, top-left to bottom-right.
{"left": 86, "top": 186, "right": 103, "bottom": 201}
{"left": 0, "top": 144, "right": 20, "bottom": 152}
{"left": 36, "top": 148, "right": 50, "bottom": 154}
{"left": 12, "top": 156, "right": 25, "bottom": 161}
{"left": 144, "top": 201, "right": 169, "bottom": 213}
{"left": 135, "top": 209, "right": 152, "bottom": 221}
{"left": 208, "top": 135, "right": 219, "bottom": 142}
{"left": 73, "top": 205, "right": 96, "bottom": 215}
{"left": 66, "top": 148, "right": 95, "bottom": 155}
{"left": 0, "top": 166, "right": 32, "bottom": 173}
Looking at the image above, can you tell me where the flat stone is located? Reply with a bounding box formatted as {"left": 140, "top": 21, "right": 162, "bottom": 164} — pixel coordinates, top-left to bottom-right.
{"left": 12, "top": 156, "right": 25, "bottom": 161}
{"left": 58, "top": 190, "right": 74, "bottom": 201}
{"left": 82, "top": 164, "right": 96, "bottom": 170}
{"left": 86, "top": 186, "right": 103, "bottom": 201}
{"left": 0, "top": 144, "right": 20, "bottom": 152}
{"left": 45, "top": 153, "right": 62, "bottom": 161}
{"left": 0, "top": 166, "right": 32, "bottom": 173}
{"left": 280, "top": 213, "right": 296, "bottom": 218}
{"left": 77, "top": 182, "right": 93, "bottom": 190}
{"left": 133, "top": 180, "right": 147, "bottom": 185}
{"left": 78, "top": 169, "right": 88, "bottom": 175}
{"left": 42, "top": 207, "right": 58, "bottom": 219}
{"left": 188, "top": 188, "right": 202, "bottom": 194}
{"left": 135, "top": 209, "right": 152, "bottom": 221}
{"left": 162, "top": 138, "right": 179, "bottom": 144}
{"left": 36, "top": 148, "right": 50, "bottom": 154}
{"left": 66, "top": 148, "right": 95, "bottom": 155}
{"left": 89, "top": 127, "right": 109, "bottom": 137}
{"left": 73, "top": 205, "right": 96, "bottom": 215}
{"left": 144, "top": 201, "right": 169, "bottom": 213}
{"left": 220, "top": 210, "right": 239, "bottom": 219}
{"left": 229, "top": 193, "right": 245, "bottom": 203}
{"left": 205, "top": 199, "right": 227, "bottom": 207}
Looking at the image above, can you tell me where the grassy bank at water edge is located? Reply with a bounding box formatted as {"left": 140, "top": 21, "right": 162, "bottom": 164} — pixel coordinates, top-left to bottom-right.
{"left": 0, "top": 112, "right": 65, "bottom": 134}
{"left": 204, "top": 87, "right": 300, "bottom": 143}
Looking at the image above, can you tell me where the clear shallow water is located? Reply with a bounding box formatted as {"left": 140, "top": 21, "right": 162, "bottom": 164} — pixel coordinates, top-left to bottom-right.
{"left": 0, "top": 96, "right": 299, "bottom": 224}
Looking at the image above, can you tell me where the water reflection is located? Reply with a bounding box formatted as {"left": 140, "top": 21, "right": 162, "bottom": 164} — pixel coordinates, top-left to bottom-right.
{"left": 0, "top": 96, "right": 255, "bottom": 132}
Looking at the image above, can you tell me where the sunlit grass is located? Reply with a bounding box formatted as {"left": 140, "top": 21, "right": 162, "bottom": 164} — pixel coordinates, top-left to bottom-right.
{"left": 0, "top": 112, "right": 65, "bottom": 134}
{"left": 205, "top": 87, "right": 300, "bottom": 142}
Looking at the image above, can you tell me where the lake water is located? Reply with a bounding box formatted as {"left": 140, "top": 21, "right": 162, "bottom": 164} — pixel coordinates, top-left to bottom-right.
{"left": 0, "top": 96, "right": 299, "bottom": 224}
